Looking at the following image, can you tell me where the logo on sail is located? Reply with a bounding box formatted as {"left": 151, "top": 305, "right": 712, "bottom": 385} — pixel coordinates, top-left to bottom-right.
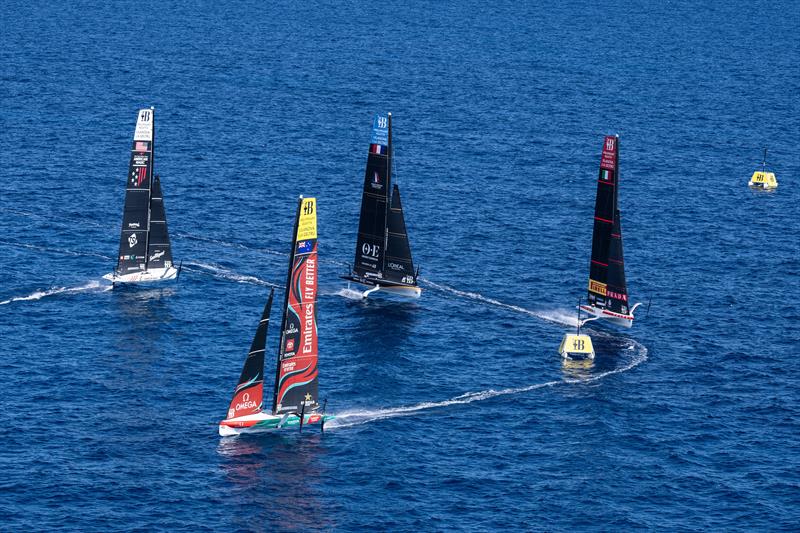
{"left": 149, "top": 250, "right": 165, "bottom": 262}
{"left": 588, "top": 279, "right": 607, "bottom": 296}
{"left": 361, "top": 243, "right": 380, "bottom": 258}
{"left": 370, "top": 170, "right": 383, "bottom": 189}
{"left": 128, "top": 233, "right": 138, "bottom": 248}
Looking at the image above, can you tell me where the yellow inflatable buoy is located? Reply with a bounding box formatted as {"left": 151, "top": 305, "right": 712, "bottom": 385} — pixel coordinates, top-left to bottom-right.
{"left": 558, "top": 333, "right": 595, "bottom": 361}
{"left": 749, "top": 148, "right": 778, "bottom": 190}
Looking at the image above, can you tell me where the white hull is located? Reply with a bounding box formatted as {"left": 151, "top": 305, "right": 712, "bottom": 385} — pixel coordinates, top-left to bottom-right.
{"left": 579, "top": 304, "right": 639, "bottom": 329}
{"left": 349, "top": 280, "right": 421, "bottom": 300}
{"left": 103, "top": 266, "right": 179, "bottom": 284}
{"left": 219, "top": 411, "right": 329, "bottom": 436}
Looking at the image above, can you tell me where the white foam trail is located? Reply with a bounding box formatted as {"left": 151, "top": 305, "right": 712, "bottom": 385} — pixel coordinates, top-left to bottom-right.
{"left": 0, "top": 240, "right": 112, "bottom": 260}
{"left": 182, "top": 261, "right": 279, "bottom": 288}
{"left": 332, "top": 287, "right": 366, "bottom": 300}
{"left": 174, "top": 233, "right": 348, "bottom": 267}
{"left": 420, "top": 278, "right": 577, "bottom": 327}
{"left": 0, "top": 280, "right": 112, "bottom": 306}
{"left": 329, "top": 342, "right": 648, "bottom": 429}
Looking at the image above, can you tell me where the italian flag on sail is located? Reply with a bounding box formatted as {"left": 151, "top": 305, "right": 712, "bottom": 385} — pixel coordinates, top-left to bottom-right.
{"left": 600, "top": 169, "right": 611, "bottom": 181}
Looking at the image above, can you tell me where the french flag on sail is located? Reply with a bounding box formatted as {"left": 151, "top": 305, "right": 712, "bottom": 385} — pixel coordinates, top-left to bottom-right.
{"left": 370, "top": 144, "right": 386, "bottom": 155}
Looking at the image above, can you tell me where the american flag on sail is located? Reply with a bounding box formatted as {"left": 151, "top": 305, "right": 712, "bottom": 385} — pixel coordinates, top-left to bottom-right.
{"left": 131, "top": 166, "right": 147, "bottom": 187}
{"left": 134, "top": 141, "right": 149, "bottom": 152}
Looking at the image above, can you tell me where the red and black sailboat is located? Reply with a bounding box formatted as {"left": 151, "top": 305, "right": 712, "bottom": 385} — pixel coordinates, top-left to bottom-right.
{"left": 580, "top": 135, "right": 642, "bottom": 328}
{"left": 219, "top": 197, "right": 333, "bottom": 436}
{"left": 104, "top": 107, "right": 178, "bottom": 284}
{"left": 342, "top": 113, "right": 421, "bottom": 299}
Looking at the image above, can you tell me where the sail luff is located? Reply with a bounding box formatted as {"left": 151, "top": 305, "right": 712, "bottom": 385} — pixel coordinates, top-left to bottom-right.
{"left": 143, "top": 107, "right": 155, "bottom": 271}
{"left": 382, "top": 112, "right": 392, "bottom": 268}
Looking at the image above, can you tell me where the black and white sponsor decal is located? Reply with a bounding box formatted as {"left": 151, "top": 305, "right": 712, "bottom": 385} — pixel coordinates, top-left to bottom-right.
{"left": 361, "top": 242, "right": 380, "bottom": 259}
{"left": 149, "top": 250, "right": 165, "bottom": 262}
{"left": 128, "top": 233, "right": 138, "bottom": 248}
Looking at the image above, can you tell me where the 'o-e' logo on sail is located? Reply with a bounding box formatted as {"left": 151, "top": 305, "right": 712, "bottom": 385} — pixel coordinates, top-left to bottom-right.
{"left": 361, "top": 243, "right": 380, "bottom": 258}
{"left": 303, "top": 201, "right": 314, "bottom": 215}
{"left": 605, "top": 138, "right": 615, "bottom": 150}
{"left": 140, "top": 110, "right": 151, "bottom": 122}
{"left": 377, "top": 116, "right": 387, "bottom": 128}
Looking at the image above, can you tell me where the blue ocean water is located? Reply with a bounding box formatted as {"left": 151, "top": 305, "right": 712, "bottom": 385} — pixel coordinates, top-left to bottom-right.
{"left": 2, "top": 1, "right": 799, "bottom": 530}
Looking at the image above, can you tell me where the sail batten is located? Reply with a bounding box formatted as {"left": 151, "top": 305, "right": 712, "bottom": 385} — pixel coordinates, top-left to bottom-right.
{"left": 587, "top": 135, "right": 629, "bottom": 315}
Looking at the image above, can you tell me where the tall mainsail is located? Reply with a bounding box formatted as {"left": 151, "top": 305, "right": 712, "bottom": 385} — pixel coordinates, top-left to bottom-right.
{"left": 146, "top": 175, "right": 173, "bottom": 270}
{"left": 353, "top": 114, "right": 392, "bottom": 279}
{"left": 587, "top": 135, "right": 629, "bottom": 315}
{"left": 273, "top": 197, "right": 319, "bottom": 414}
{"left": 116, "top": 108, "right": 154, "bottom": 275}
{"left": 225, "top": 289, "right": 274, "bottom": 421}
{"left": 383, "top": 184, "right": 416, "bottom": 284}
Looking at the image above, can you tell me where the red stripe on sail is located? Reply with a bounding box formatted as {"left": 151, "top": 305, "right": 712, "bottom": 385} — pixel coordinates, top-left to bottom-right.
{"left": 591, "top": 260, "right": 608, "bottom": 267}
{"left": 594, "top": 216, "right": 613, "bottom": 224}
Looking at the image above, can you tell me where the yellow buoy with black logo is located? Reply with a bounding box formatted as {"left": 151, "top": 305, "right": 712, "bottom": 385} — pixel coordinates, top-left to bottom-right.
{"left": 749, "top": 171, "right": 778, "bottom": 190}
{"left": 558, "top": 333, "right": 595, "bottom": 361}
{"left": 749, "top": 148, "right": 778, "bottom": 190}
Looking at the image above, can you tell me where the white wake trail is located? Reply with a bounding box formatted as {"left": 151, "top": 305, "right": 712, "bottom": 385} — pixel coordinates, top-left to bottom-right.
{"left": 0, "top": 280, "right": 112, "bottom": 306}
{"left": 329, "top": 342, "right": 648, "bottom": 429}
{"left": 182, "top": 261, "right": 279, "bottom": 288}
{"left": 0, "top": 239, "right": 113, "bottom": 261}
{"left": 420, "top": 278, "right": 578, "bottom": 327}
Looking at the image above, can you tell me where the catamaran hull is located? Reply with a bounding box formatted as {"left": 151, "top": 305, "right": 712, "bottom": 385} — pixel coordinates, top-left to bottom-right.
{"left": 219, "top": 412, "right": 334, "bottom": 437}
{"left": 580, "top": 304, "right": 634, "bottom": 329}
{"left": 103, "top": 266, "right": 179, "bottom": 284}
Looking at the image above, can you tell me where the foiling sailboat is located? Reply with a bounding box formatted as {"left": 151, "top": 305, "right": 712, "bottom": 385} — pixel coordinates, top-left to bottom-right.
{"left": 104, "top": 107, "right": 178, "bottom": 284}
{"left": 342, "top": 113, "right": 421, "bottom": 299}
{"left": 219, "top": 197, "right": 333, "bottom": 436}
{"left": 579, "top": 135, "right": 642, "bottom": 328}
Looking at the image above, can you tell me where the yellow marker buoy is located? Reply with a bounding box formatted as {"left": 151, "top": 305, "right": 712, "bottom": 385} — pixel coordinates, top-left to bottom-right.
{"left": 558, "top": 332, "right": 595, "bottom": 361}
{"left": 749, "top": 148, "right": 778, "bottom": 190}
{"left": 558, "top": 298, "right": 595, "bottom": 361}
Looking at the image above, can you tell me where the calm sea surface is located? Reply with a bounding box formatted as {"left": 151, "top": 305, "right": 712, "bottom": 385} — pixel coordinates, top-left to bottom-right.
{"left": 1, "top": 1, "right": 798, "bottom": 531}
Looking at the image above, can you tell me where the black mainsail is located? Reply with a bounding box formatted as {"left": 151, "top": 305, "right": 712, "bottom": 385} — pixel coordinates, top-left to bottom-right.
{"left": 116, "top": 108, "right": 154, "bottom": 275}
{"left": 587, "top": 135, "right": 629, "bottom": 316}
{"left": 347, "top": 113, "right": 417, "bottom": 288}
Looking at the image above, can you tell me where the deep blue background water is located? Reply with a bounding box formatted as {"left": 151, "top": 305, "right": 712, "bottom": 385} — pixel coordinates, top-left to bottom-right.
{"left": 2, "top": 1, "right": 799, "bottom": 530}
